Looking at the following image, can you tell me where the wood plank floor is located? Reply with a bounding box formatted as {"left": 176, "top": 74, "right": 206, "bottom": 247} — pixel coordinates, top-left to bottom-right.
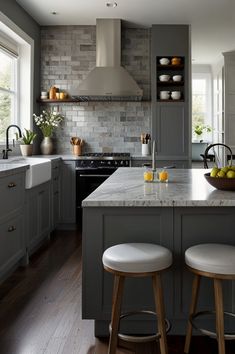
{"left": 0, "top": 230, "right": 234, "bottom": 354}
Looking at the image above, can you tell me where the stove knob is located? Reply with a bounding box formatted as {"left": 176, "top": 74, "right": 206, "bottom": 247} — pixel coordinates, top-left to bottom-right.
{"left": 114, "top": 161, "right": 118, "bottom": 166}
{"left": 120, "top": 160, "right": 124, "bottom": 166}
{"left": 107, "top": 161, "right": 111, "bottom": 165}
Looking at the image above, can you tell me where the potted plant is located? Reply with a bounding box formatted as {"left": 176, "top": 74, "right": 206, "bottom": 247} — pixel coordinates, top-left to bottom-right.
{"left": 33, "top": 109, "right": 64, "bottom": 155}
{"left": 18, "top": 129, "right": 37, "bottom": 156}
{"left": 192, "top": 124, "right": 212, "bottom": 161}
{"left": 193, "top": 124, "right": 212, "bottom": 142}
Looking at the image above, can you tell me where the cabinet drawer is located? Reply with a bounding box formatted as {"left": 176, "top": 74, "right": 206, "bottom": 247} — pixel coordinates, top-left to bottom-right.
{"left": 0, "top": 213, "right": 24, "bottom": 275}
{"left": 0, "top": 174, "right": 24, "bottom": 217}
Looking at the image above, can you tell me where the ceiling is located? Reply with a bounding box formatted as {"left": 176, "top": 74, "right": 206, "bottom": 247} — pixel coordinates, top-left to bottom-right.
{"left": 16, "top": 0, "right": 235, "bottom": 65}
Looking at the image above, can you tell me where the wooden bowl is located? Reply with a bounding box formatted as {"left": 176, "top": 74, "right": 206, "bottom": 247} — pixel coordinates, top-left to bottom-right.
{"left": 204, "top": 173, "right": 235, "bottom": 191}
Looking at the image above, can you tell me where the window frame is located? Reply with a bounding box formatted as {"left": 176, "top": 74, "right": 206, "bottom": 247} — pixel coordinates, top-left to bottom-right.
{"left": 0, "top": 35, "right": 19, "bottom": 142}
{"left": 192, "top": 72, "right": 213, "bottom": 142}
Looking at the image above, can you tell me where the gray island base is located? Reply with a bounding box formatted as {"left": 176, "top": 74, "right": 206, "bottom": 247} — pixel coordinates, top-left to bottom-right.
{"left": 82, "top": 168, "right": 235, "bottom": 337}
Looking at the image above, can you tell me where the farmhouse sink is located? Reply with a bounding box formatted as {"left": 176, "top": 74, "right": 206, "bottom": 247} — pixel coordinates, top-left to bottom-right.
{"left": 0, "top": 157, "right": 51, "bottom": 189}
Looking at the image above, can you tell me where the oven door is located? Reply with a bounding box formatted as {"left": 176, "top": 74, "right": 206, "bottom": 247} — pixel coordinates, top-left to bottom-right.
{"left": 76, "top": 168, "right": 116, "bottom": 223}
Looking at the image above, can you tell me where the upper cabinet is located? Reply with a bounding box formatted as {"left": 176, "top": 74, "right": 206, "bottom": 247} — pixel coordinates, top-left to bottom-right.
{"left": 151, "top": 25, "right": 191, "bottom": 163}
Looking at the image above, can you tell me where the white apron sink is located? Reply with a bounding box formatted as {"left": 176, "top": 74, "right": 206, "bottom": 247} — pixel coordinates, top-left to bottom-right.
{"left": 0, "top": 157, "right": 51, "bottom": 189}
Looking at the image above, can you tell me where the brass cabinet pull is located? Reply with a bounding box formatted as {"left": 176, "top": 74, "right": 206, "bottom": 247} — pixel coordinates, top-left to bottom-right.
{"left": 8, "top": 182, "right": 16, "bottom": 188}
{"left": 8, "top": 226, "right": 16, "bottom": 232}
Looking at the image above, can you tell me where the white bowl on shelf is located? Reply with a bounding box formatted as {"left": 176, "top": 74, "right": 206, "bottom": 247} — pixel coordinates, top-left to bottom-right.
{"left": 171, "top": 91, "right": 181, "bottom": 100}
{"left": 172, "top": 75, "right": 182, "bottom": 82}
{"left": 159, "top": 58, "right": 170, "bottom": 65}
{"left": 160, "top": 91, "right": 170, "bottom": 100}
{"left": 159, "top": 75, "right": 170, "bottom": 82}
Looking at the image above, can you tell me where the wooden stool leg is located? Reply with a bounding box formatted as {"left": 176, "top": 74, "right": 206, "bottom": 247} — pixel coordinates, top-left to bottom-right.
{"left": 152, "top": 273, "right": 168, "bottom": 354}
{"left": 184, "top": 274, "right": 201, "bottom": 354}
{"left": 214, "top": 279, "right": 225, "bottom": 354}
{"left": 108, "top": 275, "right": 125, "bottom": 354}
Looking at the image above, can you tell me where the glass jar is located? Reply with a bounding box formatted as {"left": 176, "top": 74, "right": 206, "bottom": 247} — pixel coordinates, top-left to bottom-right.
{"left": 157, "top": 170, "right": 168, "bottom": 183}
{"left": 144, "top": 167, "right": 154, "bottom": 183}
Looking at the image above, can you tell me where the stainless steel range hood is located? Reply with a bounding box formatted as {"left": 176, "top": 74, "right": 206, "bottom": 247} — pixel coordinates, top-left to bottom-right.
{"left": 76, "top": 19, "right": 143, "bottom": 100}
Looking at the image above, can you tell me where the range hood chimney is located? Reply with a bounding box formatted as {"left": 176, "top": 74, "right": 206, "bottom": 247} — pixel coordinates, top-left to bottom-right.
{"left": 76, "top": 19, "right": 143, "bottom": 100}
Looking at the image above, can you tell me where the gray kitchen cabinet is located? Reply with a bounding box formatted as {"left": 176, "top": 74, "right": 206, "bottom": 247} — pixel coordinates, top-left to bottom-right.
{"left": 25, "top": 181, "right": 51, "bottom": 255}
{"left": 131, "top": 159, "right": 188, "bottom": 168}
{"left": 131, "top": 159, "right": 151, "bottom": 167}
{"left": 0, "top": 172, "right": 26, "bottom": 280}
{"left": 151, "top": 25, "right": 191, "bottom": 166}
{"left": 51, "top": 159, "right": 61, "bottom": 230}
{"left": 59, "top": 160, "right": 76, "bottom": 226}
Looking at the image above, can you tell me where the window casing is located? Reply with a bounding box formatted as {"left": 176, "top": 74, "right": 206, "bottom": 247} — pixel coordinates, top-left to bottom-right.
{"left": 0, "top": 46, "right": 18, "bottom": 142}
{"left": 192, "top": 73, "right": 212, "bottom": 142}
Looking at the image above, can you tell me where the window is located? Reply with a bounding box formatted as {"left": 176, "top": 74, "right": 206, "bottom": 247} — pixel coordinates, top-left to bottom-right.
{"left": 0, "top": 48, "right": 18, "bottom": 141}
{"left": 192, "top": 73, "right": 212, "bottom": 142}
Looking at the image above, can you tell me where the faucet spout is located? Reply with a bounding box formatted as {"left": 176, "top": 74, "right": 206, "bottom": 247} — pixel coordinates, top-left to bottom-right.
{"left": 152, "top": 140, "right": 156, "bottom": 171}
{"left": 3, "top": 125, "right": 22, "bottom": 159}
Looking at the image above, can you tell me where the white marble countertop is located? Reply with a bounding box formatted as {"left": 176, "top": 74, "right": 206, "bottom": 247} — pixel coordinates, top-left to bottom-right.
{"left": 82, "top": 168, "right": 235, "bottom": 207}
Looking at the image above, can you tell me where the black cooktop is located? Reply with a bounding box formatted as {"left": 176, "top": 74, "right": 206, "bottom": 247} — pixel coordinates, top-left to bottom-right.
{"left": 82, "top": 152, "right": 130, "bottom": 157}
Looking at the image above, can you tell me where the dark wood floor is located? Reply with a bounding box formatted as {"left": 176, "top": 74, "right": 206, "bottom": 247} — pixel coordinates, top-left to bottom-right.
{"left": 0, "top": 230, "right": 234, "bottom": 354}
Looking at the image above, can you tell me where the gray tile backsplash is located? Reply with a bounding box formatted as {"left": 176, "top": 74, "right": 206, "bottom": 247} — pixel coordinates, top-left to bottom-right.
{"left": 40, "top": 25, "right": 151, "bottom": 154}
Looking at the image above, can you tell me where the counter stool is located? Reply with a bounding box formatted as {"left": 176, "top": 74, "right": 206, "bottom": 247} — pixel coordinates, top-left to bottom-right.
{"left": 184, "top": 243, "right": 235, "bottom": 354}
{"left": 102, "top": 243, "right": 173, "bottom": 354}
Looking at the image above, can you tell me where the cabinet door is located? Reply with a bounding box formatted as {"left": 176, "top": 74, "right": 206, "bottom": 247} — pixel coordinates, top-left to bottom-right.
{"left": 26, "top": 182, "right": 51, "bottom": 253}
{"left": 60, "top": 161, "right": 76, "bottom": 224}
{"left": 154, "top": 104, "right": 189, "bottom": 158}
{"left": 0, "top": 212, "right": 25, "bottom": 278}
{"left": 51, "top": 160, "right": 61, "bottom": 230}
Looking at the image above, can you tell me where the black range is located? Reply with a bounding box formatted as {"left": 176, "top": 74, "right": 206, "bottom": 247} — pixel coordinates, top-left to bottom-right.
{"left": 76, "top": 153, "right": 130, "bottom": 224}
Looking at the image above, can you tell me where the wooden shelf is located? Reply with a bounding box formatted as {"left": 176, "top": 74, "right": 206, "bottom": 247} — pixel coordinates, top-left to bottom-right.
{"left": 157, "top": 64, "right": 184, "bottom": 70}
{"left": 38, "top": 98, "right": 77, "bottom": 103}
{"left": 37, "top": 98, "right": 151, "bottom": 103}
{"left": 157, "top": 81, "right": 184, "bottom": 86}
{"left": 157, "top": 99, "right": 184, "bottom": 102}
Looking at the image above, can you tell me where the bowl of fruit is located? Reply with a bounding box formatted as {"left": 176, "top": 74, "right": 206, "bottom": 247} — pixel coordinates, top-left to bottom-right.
{"left": 205, "top": 166, "right": 235, "bottom": 190}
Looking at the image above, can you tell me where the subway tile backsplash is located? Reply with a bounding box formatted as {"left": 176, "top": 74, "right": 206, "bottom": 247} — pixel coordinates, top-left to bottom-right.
{"left": 40, "top": 26, "right": 151, "bottom": 154}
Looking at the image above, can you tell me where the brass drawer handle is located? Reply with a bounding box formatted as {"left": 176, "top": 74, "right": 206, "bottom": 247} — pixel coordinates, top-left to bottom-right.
{"left": 8, "top": 182, "right": 16, "bottom": 188}
{"left": 8, "top": 226, "right": 16, "bottom": 232}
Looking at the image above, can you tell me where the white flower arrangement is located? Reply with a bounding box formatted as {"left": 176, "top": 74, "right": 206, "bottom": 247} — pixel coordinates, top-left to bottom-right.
{"left": 33, "top": 109, "right": 64, "bottom": 137}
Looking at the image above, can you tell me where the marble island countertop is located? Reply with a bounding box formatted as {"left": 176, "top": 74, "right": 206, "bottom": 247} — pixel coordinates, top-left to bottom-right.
{"left": 82, "top": 168, "right": 235, "bottom": 207}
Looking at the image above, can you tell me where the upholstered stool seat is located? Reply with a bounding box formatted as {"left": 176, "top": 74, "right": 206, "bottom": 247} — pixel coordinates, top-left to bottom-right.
{"left": 103, "top": 243, "right": 172, "bottom": 273}
{"left": 184, "top": 243, "right": 235, "bottom": 354}
{"left": 185, "top": 243, "right": 235, "bottom": 275}
{"left": 103, "top": 243, "right": 172, "bottom": 354}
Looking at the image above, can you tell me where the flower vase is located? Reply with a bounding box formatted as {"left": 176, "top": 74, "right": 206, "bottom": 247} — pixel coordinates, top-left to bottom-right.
{"left": 41, "top": 137, "right": 53, "bottom": 155}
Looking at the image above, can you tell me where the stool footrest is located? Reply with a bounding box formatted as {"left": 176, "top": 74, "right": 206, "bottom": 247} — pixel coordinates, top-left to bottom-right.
{"left": 109, "top": 310, "right": 171, "bottom": 343}
{"left": 190, "top": 310, "right": 235, "bottom": 340}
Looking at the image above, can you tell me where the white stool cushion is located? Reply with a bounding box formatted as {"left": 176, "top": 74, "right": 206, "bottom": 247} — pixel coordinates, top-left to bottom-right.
{"left": 102, "top": 243, "right": 172, "bottom": 273}
{"left": 185, "top": 244, "right": 235, "bottom": 275}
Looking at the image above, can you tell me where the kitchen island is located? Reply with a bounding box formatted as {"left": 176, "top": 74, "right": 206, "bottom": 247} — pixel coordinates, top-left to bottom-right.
{"left": 82, "top": 168, "right": 235, "bottom": 336}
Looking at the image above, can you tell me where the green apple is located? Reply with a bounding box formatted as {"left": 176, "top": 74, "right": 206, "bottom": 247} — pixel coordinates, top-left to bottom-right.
{"left": 227, "top": 170, "right": 235, "bottom": 178}
{"left": 217, "top": 170, "right": 226, "bottom": 178}
{"left": 221, "top": 166, "right": 229, "bottom": 173}
{"left": 230, "top": 166, "right": 235, "bottom": 171}
{"left": 210, "top": 167, "right": 220, "bottom": 177}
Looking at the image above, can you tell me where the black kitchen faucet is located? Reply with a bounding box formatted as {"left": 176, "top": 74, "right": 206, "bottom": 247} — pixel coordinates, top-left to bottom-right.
{"left": 2, "top": 125, "right": 22, "bottom": 159}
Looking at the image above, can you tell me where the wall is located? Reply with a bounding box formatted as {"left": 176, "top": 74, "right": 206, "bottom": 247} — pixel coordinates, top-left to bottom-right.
{"left": 41, "top": 26, "right": 151, "bottom": 154}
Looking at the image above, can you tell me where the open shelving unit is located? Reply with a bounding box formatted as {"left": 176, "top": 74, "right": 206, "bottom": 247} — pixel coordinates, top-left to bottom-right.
{"left": 157, "top": 56, "right": 185, "bottom": 102}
